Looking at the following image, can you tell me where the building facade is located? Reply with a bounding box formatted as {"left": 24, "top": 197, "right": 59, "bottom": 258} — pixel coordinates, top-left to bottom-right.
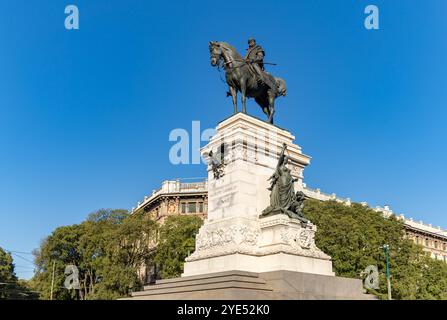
{"left": 133, "top": 179, "right": 208, "bottom": 223}
{"left": 403, "top": 219, "right": 447, "bottom": 262}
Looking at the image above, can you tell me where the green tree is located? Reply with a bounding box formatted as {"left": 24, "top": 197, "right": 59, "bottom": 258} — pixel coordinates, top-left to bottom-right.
{"left": 415, "top": 257, "right": 447, "bottom": 299}
{"left": 155, "top": 215, "right": 203, "bottom": 279}
{"left": 32, "top": 224, "right": 84, "bottom": 300}
{"left": 31, "top": 209, "right": 157, "bottom": 300}
{"left": 0, "top": 247, "right": 37, "bottom": 299}
{"left": 0, "top": 247, "right": 18, "bottom": 299}
{"left": 88, "top": 210, "right": 157, "bottom": 299}
{"left": 304, "top": 199, "right": 447, "bottom": 300}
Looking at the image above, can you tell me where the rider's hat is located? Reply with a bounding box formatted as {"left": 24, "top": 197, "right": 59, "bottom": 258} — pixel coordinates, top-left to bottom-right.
{"left": 248, "top": 37, "right": 256, "bottom": 43}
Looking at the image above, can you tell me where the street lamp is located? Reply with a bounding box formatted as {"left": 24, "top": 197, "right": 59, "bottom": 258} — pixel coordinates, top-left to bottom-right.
{"left": 382, "top": 244, "right": 392, "bottom": 300}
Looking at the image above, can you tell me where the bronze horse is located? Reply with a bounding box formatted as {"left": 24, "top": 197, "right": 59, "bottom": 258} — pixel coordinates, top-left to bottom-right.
{"left": 209, "top": 41, "right": 286, "bottom": 124}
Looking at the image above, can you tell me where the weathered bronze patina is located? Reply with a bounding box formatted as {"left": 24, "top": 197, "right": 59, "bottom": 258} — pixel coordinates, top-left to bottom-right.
{"left": 261, "top": 143, "right": 309, "bottom": 224}
{"left": 209, "top": 39, "right": 286, "bottom": 124}
{"left": 207, "top": 143, "right": 227, "bottom": 180}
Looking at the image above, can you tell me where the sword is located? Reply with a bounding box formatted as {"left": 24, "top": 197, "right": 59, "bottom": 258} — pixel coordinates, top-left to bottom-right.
{"left": 225, "top": 59, "right": 277, "bottom": 66}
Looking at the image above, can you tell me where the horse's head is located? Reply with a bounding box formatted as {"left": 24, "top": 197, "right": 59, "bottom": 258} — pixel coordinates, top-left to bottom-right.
{"left": 209, "top": 41, "right": 222, "bottom": 67}
{"left": 275, "top": 77, "right": 287, "bottom": 97}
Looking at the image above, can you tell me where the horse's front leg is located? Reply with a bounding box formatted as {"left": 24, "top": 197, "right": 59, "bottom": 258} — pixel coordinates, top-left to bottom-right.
{"left": 268, "top": 94, "right": 275, "bottom": 124}
{"left": 229, "top": 86, "right": 237, "bottom": 114}
{"left": 240, "top": 79, "right": 247, "bottom": 113}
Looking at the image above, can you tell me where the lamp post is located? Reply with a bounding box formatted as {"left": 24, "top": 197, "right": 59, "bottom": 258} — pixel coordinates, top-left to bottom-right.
{"left": 382, "top": 244, "right": 392, "bottom": 300}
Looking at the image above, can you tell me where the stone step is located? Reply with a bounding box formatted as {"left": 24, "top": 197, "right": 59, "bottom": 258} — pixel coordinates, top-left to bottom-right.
{"left": 133, "top": 280, "right": 272, "bottom": 297}
{"left": 133, "top": 272, "right": 272, "bottom": 297}
{"left": 155, "top": 270, "right": 260, "bottom": 285}
{"left": 143, "top": 274, "right": 267, "bottom": 291}
{"left": 145, "top": 270, "right": 263, "bottom": 288}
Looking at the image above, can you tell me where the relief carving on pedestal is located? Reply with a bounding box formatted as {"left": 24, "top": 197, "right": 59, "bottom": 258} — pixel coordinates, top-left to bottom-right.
{"left": 299, "top": 229, "right": 312, "bottom": 249}
{"left": 280, "top": 227, "right": 314, "bottom": 250}
{"left": 196, "top": 225, "right": 260, "bottom": 251}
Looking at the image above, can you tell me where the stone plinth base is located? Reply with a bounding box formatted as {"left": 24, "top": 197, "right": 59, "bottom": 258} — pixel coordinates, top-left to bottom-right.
{"left": 183, "top": 215, "right": 334, "bottom": 277}
{"left": 183, "top": 252, "right": 334, "bottom": 277}
{"left": 125, "top": 270, "right": 376, "bottom": 300}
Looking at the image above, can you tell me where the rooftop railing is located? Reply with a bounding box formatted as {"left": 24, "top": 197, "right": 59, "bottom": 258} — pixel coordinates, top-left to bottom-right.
{"left": 132, "top": 178, "right": 208, "bottom": 212}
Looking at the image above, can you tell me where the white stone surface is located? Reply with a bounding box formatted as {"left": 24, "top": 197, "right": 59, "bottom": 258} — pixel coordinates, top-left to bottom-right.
{"left": 183, "top": 215, "right": 334, "bottom": 276}
{"left": 183, "top": 252, "right": 334, "bottom": 277}
{"left": 202, "top": 113, "right": 310, "bottom": 222}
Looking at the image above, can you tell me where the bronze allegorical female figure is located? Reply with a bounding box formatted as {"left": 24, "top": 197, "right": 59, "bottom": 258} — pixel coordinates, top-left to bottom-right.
{"left": 261, "top": 143, "right": 309, "bottom": 224}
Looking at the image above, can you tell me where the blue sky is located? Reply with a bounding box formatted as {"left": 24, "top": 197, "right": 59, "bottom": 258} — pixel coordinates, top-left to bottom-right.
{"left": 0, "top": 0, "right": 446, "bottom": 279}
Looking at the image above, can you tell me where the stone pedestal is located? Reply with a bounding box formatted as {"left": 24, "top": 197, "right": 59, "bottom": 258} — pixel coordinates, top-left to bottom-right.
{"left": 183, "top": 215, "right": 333, "bottom": 277}
{"left": 126, "top": 113, "right": 376, "bottom": 300}
{"left": 182, "top": 113, "right": 334, "bottom": 277}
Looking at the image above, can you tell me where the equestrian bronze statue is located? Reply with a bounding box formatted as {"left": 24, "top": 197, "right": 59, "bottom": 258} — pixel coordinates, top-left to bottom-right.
{"left": 209, "top": 39, "right": 286, "bottom": 124}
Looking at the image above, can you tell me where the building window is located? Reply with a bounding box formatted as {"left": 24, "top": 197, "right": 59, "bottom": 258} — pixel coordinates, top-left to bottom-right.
{"left": 425, "top": 238, "right": 429, "bottom": 247}
{"left": 181, "top": 203, "right": 186, "bottom": 214}
{"left": 443, "top": 243, "right": 446, "bottom": 251}
{"left": 198, "top": 202, "right": 204, "bottom": 213}
{"left": 188, "top": 202, "right": 197, "bottom": 213}
{"left": 416, "top": 236, "right": 419, "bottom": 244}
{"left": 434, "top": 241, "right": 438, "bottom": 249}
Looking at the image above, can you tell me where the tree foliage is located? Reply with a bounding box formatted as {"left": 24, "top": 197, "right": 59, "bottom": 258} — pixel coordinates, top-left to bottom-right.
{"left": 155, "top": 215, "right": 203, "bottom": 279}
{"left": 31, "top": 209, "right": 157, "bottom": 300}
{"left": 0, "top": 247, "right": 38, "bottom": 299}
{"left": 0, "top": 247, "right": 18, "bottom": 299}
{"left": 30, "top": 211, "right": 203, "bottom": 299}
{"left": 304, "top": 199, "right": 447, "bottom": 300}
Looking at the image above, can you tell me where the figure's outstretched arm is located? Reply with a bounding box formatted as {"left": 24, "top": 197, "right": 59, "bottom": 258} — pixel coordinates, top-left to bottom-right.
{"left": 276, "top": 143, "right": 287, "bottom": 170}
{"left": 280, "top": 143, "right": 287, "bottom": 155}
